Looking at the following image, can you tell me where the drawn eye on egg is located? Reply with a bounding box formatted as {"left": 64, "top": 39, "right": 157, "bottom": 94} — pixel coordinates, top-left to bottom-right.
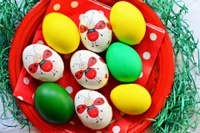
{"left": 25, "top": 45, "right": 58, "bottom": 76}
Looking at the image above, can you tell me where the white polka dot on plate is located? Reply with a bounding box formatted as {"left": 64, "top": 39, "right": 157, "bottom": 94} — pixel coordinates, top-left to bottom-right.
{"left": 112, "top": 126, "right": 121, "bottom": 133}
{"left": 150, "top": 33, "right": 157, "bottom": 41}
{"left": 17, "top": 96, "right": 24, "bottom": 101}
{"left": 23, "top": 77, "right": 29, "bottom": 85}
{"left": 96, "top": 131, "right": 102, "bottom": 133}
{"left": 69, "top": 121, "right": 75, "bottom": 125}
{"left": 143, "top": 52, "right": 151, "bottom": 60}
{"left": 139, "top": 72, "right": 143, "bottom": 78}
{"left": 37, "top": 40, "right": 44, "bottom": 44}
{"left": 53, "top": 3, "right": 61, "bottom": 11}
{"left": 66, "top": 86, "right": 73, "bottom": 94}
{"left": 71, "top": 1, "right": 79, "bottom": 8}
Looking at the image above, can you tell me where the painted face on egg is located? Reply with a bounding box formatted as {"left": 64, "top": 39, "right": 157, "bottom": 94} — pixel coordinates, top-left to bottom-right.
{"left": 23, "top": 44, "right": 64, "bottom": 82}
{"left": 74, "top": 90, "right": 113, "bottom": 130}
{"left": 79, "top": 10, "right": 112, "bottom": 53}
{"left": 70, "top": 50, "right": 109, "bottom": 90}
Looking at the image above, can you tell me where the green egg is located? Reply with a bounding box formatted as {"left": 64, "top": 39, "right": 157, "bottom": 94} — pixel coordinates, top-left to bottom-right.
{"left": 34, "top": 83, "right": 74, "bottom": 124}
{"left": 106, "top": 42, "right": 142, "bottom": 82}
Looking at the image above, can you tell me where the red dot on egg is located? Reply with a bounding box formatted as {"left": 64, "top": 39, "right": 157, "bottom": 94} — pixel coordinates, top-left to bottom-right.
{"left": 105, "top": 73, "right": 108, "bottom": 79}
{"left": 107, "top": 40, "right": 111, "bottom": 45}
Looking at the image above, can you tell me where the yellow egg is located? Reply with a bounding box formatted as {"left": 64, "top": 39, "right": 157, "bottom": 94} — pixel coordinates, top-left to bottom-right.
{"left": 110, "top": 84, "right": 151, "bottom": 115}
{"left": 42, "top": 13, "right": 80, "bottom": 54}
{"left": 110, "top": 1, "right": 146, "bottom": 45}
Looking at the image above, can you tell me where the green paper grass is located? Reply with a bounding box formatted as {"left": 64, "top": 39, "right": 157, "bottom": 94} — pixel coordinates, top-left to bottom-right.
{"left": 0, "top": 0, "right": 39, "bottom": 130}
{"left": 145, "top": 0, "right": 200, "bottom": 132}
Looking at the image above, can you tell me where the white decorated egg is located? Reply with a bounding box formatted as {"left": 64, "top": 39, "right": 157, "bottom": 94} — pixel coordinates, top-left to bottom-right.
{"left": 22, "top": 44, "right": 64, "bottom": 82}
{"left": 74, "top": 90, "right": 113, "bottom": 130}
{"left": 79, "top": 10, "right": 112, "bottom": 53}
{"left": 70, "top": 50, "right": 109, "bottom": 90}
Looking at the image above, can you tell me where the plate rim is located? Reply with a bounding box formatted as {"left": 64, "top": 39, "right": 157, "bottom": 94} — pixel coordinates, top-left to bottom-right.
{"left": 8, "top": 0, "right": 175, "bottom": 132}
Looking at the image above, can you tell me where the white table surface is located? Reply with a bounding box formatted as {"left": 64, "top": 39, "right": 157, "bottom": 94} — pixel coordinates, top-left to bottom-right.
{"left": 0, "top": 0, "right": 200, "bottom": 132}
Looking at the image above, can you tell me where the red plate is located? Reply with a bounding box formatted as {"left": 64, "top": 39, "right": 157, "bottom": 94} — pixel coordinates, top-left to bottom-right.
{"left": 9, "top": 0, "right": 174, "bottom": 132}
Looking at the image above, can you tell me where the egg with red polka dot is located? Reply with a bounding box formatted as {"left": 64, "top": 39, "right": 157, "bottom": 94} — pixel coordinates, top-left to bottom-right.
{"left": 22, "top": 44, "right": 64, "bottom": 82}
{"left": 79, "top": 10, "right": 112, "bottom": 53}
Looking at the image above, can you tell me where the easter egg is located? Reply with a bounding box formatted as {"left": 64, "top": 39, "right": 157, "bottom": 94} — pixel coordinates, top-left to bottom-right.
{"left": 110, "top": 1, "right": 146, "bottom": 45}
{"left": 70, "top": 50, "right": 109, "bottom": 90}
{"left": 22, "top": 44, "right": 64, "bottom": 82}
{"left": 110, "top": 84, "right": 151, "bottom": 115}
{"left": 74, "top": 89, "right": 113, "bottom": 130}
{"left": 42, "top": 12, "right": 80, "bottom": 54}
{"left": 79, "top": 10, "right": 112, "bottom": 53}
{"left": 106, "top": 42, "right": 142, "bottom": 82}
{"left": 34, "top": 83, "right": 74, "bottom": 124}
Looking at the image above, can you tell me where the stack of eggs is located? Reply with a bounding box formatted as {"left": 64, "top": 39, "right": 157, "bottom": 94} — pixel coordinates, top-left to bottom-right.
{"left": 22, "top": 1, "right": 152, "bottom": 130}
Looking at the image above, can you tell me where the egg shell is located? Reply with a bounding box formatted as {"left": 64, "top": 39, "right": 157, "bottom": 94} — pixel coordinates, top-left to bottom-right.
{"left": 74, "top": 89, "right": 113, "bottom": 130}
{"left": 22, "top": 44, "right": 64, "bottom": 82}
{"left": 110, "top": 84, "right": 152, "bottom": 115}
{"left": 110, "top": 1, "right": 146, "bottom": 45}
{"left": 34, "top": 83, "right": 75, "bottom": 124}
{"left": 42, "top": 12, "right": 80, "bottom": 54}
{"left": 106, "top": 42, "right": 142, "bottom": 82}
{"left": 70, "top": 50, "right": 109, "bottom": 90}
{"left": 79, "top": 10, "right": 112, "bottom": 53}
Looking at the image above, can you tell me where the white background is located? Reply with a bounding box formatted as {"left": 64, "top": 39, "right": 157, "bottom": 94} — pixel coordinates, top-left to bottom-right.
{"left": 0, "top": 0, "right": 200, "bottom": 133}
